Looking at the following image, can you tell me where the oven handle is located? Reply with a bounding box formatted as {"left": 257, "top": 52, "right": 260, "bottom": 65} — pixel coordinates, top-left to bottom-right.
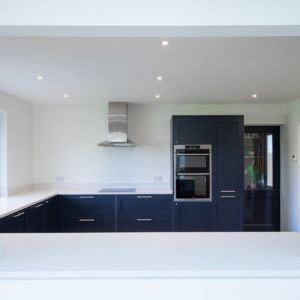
{"left": 176, "top": 173, "right": 210, "bottom": 176}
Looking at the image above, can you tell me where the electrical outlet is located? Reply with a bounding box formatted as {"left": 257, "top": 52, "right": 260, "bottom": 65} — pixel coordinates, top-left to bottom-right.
{"left": 55, "top": 176, "right": 65, "bottom": 183}
{"left": 153, "top": 176, "right": 163, "bottom": 182}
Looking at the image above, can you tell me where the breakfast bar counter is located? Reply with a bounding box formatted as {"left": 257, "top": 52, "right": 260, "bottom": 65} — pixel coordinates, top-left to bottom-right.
{"left": 0, "top": 232, "right": 300, "bottom": 300}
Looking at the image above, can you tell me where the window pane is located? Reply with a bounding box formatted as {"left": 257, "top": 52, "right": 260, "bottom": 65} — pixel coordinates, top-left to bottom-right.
{"left": 244, "top": 132, "right": 273, "bottom": 190}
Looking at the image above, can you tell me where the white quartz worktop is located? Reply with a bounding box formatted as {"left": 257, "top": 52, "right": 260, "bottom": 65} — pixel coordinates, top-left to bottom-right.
{"left": 0, "top": 189, "right": 173, "bottom": 218}
{"left": 0, "top": 232, "right": 300, "bottom": 279}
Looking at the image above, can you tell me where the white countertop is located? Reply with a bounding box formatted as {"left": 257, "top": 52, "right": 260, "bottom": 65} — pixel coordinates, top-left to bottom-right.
{"left": 0, "top": 189, "right": 173, "bottom": 218}
{"left": 0, "top": 232, "right": 300, "bottom": 279}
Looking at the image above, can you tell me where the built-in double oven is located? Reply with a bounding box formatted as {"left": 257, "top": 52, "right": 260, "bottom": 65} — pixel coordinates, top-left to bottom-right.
{"left": 174, "top": 145, "right": 212, "bottom": 201}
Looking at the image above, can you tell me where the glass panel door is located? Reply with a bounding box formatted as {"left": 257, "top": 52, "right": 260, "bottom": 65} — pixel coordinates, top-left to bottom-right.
{"left": 244, "top": 126, "right": 280, "bottom": 232}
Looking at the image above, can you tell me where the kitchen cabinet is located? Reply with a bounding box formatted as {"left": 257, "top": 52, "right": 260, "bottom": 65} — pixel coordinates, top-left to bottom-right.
{"left": 117, "top": 194, "right": 173, "bottom": 232}
{"left": 172, "top": 116, "right": 215, "bottom": 145}
{"left": 56, "top": 195, "right": 115, "bottom": 232}
{"left": 0, "top": 197, "right": 56, "bottom": 233}
{"left": 215, "top": 117, "right": 244, "bottom": 231}
{"left": 0, "top": 210, "right": 26, "bottom": 233}
{"left": 172, "top": 115, "right": 244, "bottom": 232}
{"left": 174, "top": 202, "right": 214, "bottom": 231}
{"left": 26, "top": 198, "right": 55, "bottom": 233}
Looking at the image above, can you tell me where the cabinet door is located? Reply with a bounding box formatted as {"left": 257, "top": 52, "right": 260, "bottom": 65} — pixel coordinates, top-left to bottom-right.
{"left": 57, "top": 195, "right": 115, "bottom": 218}
{"left": 172, "top": 116, "right": 215, "bottom": 145}
{"left": 56, "top": 195, "right": 116, "bottom": 232}
{"left": 215, "top": 117, "right": 244, "bottom": 231}
{"left": 57, "top": 218, "right": 115, "bottom": 232}
{"left": 26, "top": 198, "right": 55, "bottom": 233}
{"left": 174, "top": 202, "right": 214, "bottom": 232}
{"left": 117, "top": 195, "right": 173, "bottom": 232}
{"left": 0, "top": 210, "right": 26, "bottom": 233}
{"left": 25, "top": 202, "right": 45, "bottom": 233}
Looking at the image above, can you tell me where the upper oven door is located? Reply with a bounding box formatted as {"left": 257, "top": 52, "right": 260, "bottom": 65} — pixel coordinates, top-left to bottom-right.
{"left": 176, "top": 152, "right": 210, "bottom": 174}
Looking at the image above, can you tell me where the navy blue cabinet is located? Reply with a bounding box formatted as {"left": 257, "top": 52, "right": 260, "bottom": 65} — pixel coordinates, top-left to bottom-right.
{"left": 117, "top": 195, "right": 173, "bottom": 232}
{"left": 172, "top": 115, "right": 244, "bottom": 232}
{"left": 56, "top": 195, "right": 115, "bottom": 232}
{"left": 0, "top": 210, "right": 26, "bottom": 233}
{"left": 174, "top": 202, "right": 214, "bottom": 231}
{"left": 215, "top": 118, "right": 244, "bottom": 231}
{"left": 26, "top": 198, "right": 55, "bottom": 233}
{"left": 172, "top": 116, "right": 216, "bottom": 145}
{"left": 0, "top": 197, "right": 55, "bottom": 233}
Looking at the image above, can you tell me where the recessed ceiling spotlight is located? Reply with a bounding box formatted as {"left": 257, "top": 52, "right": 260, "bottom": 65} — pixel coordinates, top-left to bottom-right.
{"left": 64, "top": 94, "right": 69, "bottom": 99}
{"left": 157, "top": 76, "right": 163, "bottom": 81}
{"left": 252, "top": 94, "right": 258, "bottom": 99}
{"left": 161, "top": 40, "right": 170, "bottom": 46}
{"left": 37, "top": 75, "right": 43, "bottom": 80}
{"left": 155, "top": 94, "right": 160, "bottom": 99}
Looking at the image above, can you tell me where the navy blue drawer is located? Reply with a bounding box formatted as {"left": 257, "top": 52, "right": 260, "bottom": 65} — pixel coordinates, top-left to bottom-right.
{"left": 117, "top": 195, "right": 172, "bottom": 215}
{"left": 119, "top": 220, "right": 172, "bottom": 232}
{"left": 57, "top": 217, "right": 115, "bottom": 232}
{"left": 57, "top": 195, "right": 115, "bottom": 218}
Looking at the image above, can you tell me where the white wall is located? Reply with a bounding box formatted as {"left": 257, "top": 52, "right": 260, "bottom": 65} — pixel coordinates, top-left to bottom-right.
{"left": 0, "top": 90, "right": 33, "bottom": 195}
{"left": 281, "top": 99, "right": 300, "bottom": 231}
{"left": 33, "top": 102, "right": 285, "bottom": 190}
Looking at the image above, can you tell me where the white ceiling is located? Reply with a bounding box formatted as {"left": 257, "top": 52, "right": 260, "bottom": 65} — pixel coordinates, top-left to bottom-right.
{"left": 0, "top": 36, "right": 300, "bottom": 104}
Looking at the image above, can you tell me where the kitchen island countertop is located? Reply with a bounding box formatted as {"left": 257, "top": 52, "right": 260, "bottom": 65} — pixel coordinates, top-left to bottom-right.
{"left": 1, "top": 232, "right": 300, "bottom": 300}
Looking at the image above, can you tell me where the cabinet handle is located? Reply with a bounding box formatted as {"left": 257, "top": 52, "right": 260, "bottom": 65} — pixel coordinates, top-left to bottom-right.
{"left": 137, "top": 196, "right": 152, "bottom": 199}
{"left": 220, "top": 190, "right": 236, "bottom": 193}
{"left": 177, "top": 173, "right": 209, "bottom": 176}
{"left": 13, "top": 212, "right": 25, "bottom": 218}
{"left": 220, "top": 195, "right": 236, "bottom": 198}
{"left": 34, "top": 203, "right": 43, "bottom": 208}
{"left": 136, "top": 218, "right": 153, "bottom": 222}
{"left": 79, "top": 218, "right": 95, "bottom": 222}
{"left": 79, "top": 196, "right": 95, "bottom": 199}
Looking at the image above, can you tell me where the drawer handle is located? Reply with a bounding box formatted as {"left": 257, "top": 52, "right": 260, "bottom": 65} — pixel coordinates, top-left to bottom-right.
{"left": 220, "top": 195, "right": 236, "bottom": 198}
{"left": 137, "top": 196, "right": 152, "bottom": 199}
{"left": 34, "top": 203, "right": 43, "bottom": 208}
{"left": 79, "top": 196, "right": 95, "bottom": 199}
{"left": 13, "top": 212, "right": 25, "bottom": 218}
{"left": 137, "top": 218, "right": 153, "bottom": 222}
{"left": 220, "top": 190, "right": 236, "bottom": 193}
{"left": 79, "top": 218, "right": 95, "bottom": 222}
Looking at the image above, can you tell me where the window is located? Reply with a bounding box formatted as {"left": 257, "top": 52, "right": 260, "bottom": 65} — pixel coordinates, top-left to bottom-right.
{"left": 0, "top": 109, "right": 7, "bottom": 197}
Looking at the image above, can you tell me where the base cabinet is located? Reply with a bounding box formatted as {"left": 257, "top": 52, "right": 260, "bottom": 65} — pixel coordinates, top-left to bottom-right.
{"left": 174, "top": 202, "right": 214, "bottom": 232}
{"left": 26, "top": 198, "right": 55, "bottom": 233}
{"left": 117, "top": 195, "right": 173, "bottom": 232}
{"left": 56, "top": 195, "right": 116, "bottom": 232}
{"left": 0, "top": 210, "right": 26, "bottom": 233}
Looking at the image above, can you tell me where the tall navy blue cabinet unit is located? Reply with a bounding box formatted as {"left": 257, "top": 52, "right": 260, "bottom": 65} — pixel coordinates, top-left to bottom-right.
{"left": 172, "top": 115, "right": 244, "bottom": 232}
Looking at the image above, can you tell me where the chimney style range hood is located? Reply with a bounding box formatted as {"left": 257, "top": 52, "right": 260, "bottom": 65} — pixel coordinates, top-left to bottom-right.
{"left": 98, "top": 102, "right": 135, "bottom": 147}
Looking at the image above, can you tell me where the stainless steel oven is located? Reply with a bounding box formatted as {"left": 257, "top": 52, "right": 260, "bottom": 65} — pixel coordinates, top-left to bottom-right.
{"left": 174, "top": 145, "right": 212, "bottom": 201}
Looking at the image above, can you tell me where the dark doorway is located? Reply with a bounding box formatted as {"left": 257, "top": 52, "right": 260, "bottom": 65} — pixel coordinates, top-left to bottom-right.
{"left": 244, "top": 126, "right": 280, "bottom": 231}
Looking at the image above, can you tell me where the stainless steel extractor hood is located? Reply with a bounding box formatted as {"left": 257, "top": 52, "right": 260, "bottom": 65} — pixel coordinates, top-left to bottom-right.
{"left": 98, "top": 102, "right": 135, "bottom": 147}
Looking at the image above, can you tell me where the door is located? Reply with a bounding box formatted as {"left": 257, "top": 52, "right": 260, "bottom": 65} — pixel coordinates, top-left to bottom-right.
{"left": 215, "top": 117, "right": 244, "bottom": 231}
{"left": 244, "top": 126, "right": 280, "bottom": 231}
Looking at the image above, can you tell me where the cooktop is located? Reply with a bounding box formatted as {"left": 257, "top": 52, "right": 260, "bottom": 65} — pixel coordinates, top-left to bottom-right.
{"left": 99, "top": 188, "right": 136, "bottom": 193}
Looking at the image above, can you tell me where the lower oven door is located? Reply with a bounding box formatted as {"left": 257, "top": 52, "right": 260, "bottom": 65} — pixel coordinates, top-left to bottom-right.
{"left": 175, "top": 174, "right": 211, "bottom": 201}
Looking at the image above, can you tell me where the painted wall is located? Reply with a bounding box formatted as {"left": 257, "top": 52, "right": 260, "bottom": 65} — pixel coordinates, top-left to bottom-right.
{"left": 0, "top": 90, "right": 33, "bottom": 195}
{"left": 281, "top": 99, "right": 300, "bottom": 231}
{"left": 33, "top": 102, "right": 285, "bottom": 190}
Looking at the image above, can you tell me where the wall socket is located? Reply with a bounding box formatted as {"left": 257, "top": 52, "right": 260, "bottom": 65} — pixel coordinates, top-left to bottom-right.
{"left": 153, "top": 176, "right": 163, "bottom": 182}
{"left": 55, "top": 176, "right": 65, "bottom": 183}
